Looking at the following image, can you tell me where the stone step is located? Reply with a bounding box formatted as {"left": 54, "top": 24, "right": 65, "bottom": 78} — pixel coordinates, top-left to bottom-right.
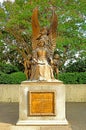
{"left": 10, "top": 125, "right": 72, "bottom": 130}
{"left": 0, "top": 124, "right": 72, "bottom": 130}
{"left": 11, "top": 126, "right": 40, "bottom": 130}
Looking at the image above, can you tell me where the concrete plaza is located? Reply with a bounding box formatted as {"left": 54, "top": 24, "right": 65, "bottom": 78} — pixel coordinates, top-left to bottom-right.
{"left": 0, "top": 102, "right": 86, "bottom": 130}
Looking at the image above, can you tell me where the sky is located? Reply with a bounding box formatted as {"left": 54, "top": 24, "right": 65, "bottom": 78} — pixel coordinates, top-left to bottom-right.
{"left": 0, "top": 0, "right": 14, "bottom": 4}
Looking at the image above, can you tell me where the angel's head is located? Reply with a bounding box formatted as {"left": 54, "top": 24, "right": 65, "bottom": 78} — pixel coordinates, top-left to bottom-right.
{"left": 40, "top": 27, "right": 48, "bottom": 35}
{"left": 36, "top": 27, "right": 50, "bottom": 47}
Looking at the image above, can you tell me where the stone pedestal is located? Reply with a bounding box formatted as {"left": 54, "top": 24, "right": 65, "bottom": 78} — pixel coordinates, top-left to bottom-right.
{"left": 17, "top": 81, "right": 68, "bottom": 125}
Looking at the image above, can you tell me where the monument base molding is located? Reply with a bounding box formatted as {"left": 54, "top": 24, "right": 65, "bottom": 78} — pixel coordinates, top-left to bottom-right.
{"left": 17, "top": 119, "right": 68, "bottom": 125}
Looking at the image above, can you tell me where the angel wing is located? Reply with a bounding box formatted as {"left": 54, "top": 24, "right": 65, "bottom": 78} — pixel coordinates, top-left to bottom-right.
{"left": 31, "top": 7, "right": 40, "bottom": 50}
{"left": 47, "top": 9, "right": 58, "bottom": 55}
{"left": 31, "top": 7, "right": 58, "bottom": 54}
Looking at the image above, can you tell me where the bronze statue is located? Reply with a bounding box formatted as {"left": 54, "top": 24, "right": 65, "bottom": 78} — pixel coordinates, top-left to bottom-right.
{"left": 24, "top": 54, "right": 32, "bottom": 79}
{"left": 51, "top": 54, "right": 60, "bottom": 76}
{"left": 27, "top": 7, "right": 58, "bottom": 81}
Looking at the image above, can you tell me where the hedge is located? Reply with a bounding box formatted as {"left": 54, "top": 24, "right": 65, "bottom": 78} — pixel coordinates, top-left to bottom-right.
{"left": 58, "top": 72, "right": 86, "bottom": 84}
{"left": 0, "top": 72, "right": 26, "bottom": 84}
{"left": 0, "top": 72, "right": 86, "bottom": 84}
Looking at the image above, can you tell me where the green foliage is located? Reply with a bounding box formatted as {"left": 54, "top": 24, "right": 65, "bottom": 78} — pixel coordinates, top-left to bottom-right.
{"left": 65, "top": 58, "right": 86, "bottom": 72}
{"left": 0, "top": 72, "right": 26, "bottom": 84}
{"left": 1, "top": 0, "right": 86, "bottom": 47}
{"left": 0, "top": 71, "right": 86, "bottom": 84}
{"left": 0, "top": 62, "right": 19, "bottom": 74}
{"left": 58, "top": 72, "right": 86, "bottom": 84}
{"left": 0, "top": 0, "right": 86, "bottom": 72}
{"left": 55, "top": 47, "right": 86, "bottom": 73}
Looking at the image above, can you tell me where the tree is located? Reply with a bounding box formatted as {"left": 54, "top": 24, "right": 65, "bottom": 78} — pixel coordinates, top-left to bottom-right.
{"left": 0, "top": 0, "right": 86, "bottom": 72}
{"left": 65, "top": 57, "right": 86, "bottom": 72}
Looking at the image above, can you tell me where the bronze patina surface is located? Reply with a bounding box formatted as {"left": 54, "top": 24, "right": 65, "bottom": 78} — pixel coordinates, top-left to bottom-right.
{"left": 24, "top": 8, "right": 59, "bottom": 81}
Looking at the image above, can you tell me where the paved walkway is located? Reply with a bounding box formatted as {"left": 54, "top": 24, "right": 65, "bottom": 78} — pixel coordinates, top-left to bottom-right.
{"left": 0, "top": 103, "right": 86, "bottom": 130}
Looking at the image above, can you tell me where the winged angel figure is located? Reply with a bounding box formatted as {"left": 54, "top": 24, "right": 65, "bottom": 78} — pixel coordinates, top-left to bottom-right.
{"left": 28, "top": 7, "right": 58, "bottom": 81}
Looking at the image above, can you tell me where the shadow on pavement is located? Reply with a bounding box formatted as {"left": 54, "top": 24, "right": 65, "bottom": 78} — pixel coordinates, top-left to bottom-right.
{"left": 0, "top": 102, "right": 86, "bottom": 130}
{"left": 0, "top": 103, "right": 19, "bottom": 125}
{"left": 66, "top": 102, "right": 86, "bottom": 130}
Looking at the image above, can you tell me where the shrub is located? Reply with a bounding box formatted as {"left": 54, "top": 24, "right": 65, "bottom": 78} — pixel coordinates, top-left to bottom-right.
{"left": 0, "top": 62, "right": 19, "bottom": 74}
{"left": 10, "top": 72, "right": 26, "bottom": 84}
{"left": 58, "top": 72, "right": 86, "bottom": 84}
{"left": 0, "top": 72, "right": 26, "bottom": 84}
{"left": 0, "top": 72, "right": 13, "bottom": 84}
{"left": 0, "top": 71, "right": 86, "bottom": 84}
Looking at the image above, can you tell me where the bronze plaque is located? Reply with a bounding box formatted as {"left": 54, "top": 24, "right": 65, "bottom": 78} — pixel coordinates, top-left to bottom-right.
{"left": 28, "top": 92, "right": 55, "bottom": 115}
